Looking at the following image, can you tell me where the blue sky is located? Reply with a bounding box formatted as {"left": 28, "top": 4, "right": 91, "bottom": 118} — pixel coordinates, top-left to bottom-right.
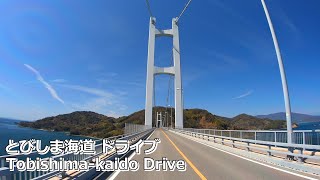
{"left": 0, "top": 0, "right": 319, "bottom": 120}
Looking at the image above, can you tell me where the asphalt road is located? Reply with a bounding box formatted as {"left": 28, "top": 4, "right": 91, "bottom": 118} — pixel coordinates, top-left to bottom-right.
{"left": 113, "top": 129, "right": 317, "bottom": 180}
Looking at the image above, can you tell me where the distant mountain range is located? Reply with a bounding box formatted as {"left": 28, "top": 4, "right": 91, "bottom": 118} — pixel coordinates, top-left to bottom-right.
{"left": 18, "top": 108, "right": 291, "bottom": 138}
{"left": 256, "top": 112, "right": 320, "bottom": 123}
{"left": 12, "top": 110, "right": 320, "bottom": 139}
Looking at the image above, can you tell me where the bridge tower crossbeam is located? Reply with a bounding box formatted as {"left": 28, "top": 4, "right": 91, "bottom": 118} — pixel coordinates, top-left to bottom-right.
{"left": 145, "top": 17, "right": 183, "bottom": 128}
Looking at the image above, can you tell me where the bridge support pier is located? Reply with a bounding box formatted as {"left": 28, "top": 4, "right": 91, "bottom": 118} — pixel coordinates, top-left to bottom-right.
{"left": 145, "top": 17, "right": 184, "bottom": 129}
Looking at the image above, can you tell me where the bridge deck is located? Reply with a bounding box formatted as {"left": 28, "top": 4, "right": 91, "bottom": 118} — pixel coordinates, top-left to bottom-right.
{"left": 114, "top": 129, "right": 317, "bottom": 180}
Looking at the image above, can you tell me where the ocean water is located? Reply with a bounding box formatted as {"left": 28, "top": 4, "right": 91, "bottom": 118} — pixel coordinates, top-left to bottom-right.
{"left": 0, "top": 118, "right": 94, "bottom": 156}
{"left": 294, "top": 122, "right": 320, "bottom": 130}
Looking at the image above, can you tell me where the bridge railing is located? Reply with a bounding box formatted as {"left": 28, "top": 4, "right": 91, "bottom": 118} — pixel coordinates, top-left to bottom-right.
{"left": 182, "top": 128, "right": 320, "bottom": 146}
{"left": 124, "top": 123, "right": 152, "bottom": 135}
{"left": 0, "top": 124, "right": 153, "bottom": 180}
{"left": 174, "top": 128, "right": 320, "bottom": 163}
{"left": 173, "top": 128, "right": 320, "bottom": 175}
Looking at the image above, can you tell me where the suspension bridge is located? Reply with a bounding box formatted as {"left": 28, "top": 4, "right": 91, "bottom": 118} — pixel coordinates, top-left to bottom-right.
{"left": 0, "top": 0, "right": 320, "bottom": 179}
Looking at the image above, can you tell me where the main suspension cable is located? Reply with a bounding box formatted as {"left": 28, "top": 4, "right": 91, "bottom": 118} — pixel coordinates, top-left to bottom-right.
{"left": 176, "top": 0, "right": 193, "bottom": 23}
{"left": 145, "top": 0, "right": 154, "bottom": 17}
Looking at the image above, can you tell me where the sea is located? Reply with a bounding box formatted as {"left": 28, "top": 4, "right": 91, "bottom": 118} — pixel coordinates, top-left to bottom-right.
{"left": 294, "top": 121, "right": 320, "bottom": 130}
{"left": 0, "top": 118, "right": 94, "bottom": 156}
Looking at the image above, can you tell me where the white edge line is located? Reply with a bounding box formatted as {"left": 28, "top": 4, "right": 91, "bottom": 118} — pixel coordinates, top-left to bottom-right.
{"left": 107, "top": 129, "right": 156, "bottom": 180}
{"left": 172, "top": 131, "right": 318, "bottom": 180}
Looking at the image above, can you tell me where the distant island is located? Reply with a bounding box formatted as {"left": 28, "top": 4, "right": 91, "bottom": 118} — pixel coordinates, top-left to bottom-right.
{"left": 256, "top": 112, "right": 320, "bottom": 123}
{"left": 19, "top": 107, "right": 307, "bottom": 138}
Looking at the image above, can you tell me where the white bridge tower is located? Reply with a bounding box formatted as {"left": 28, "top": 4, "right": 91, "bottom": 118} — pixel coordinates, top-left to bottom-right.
{"left": 145, "top": 17, "right": 183, "bottom": 128}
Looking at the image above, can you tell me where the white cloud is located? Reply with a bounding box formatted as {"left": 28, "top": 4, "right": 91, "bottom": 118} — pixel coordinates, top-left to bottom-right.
{"left": 69, "top": 97, "right": 127, "bottom": 118}
{"left": 70, "top": 97, "right": 113, "bottom": 112}
{"left": 24, "top": 64, "right": 64, "bottom": 104}
{"left": 52, "top": 79, "right": 67, "bottom": 83}
{"left": 106, "top": 110, "right": 124, "bottom": 118}
{"left": 60, "top": 84, "right": 127, "bottom": 117}
{"left": 275, "top": 6, "right": 300, "bottom": 40}
{"left": 96, "top": 72, "right": 119, "bottom": 84}
{"left": 60, "top": 84, "right": 114, "bottom": 98}
{"left": 233, "top": 90, "right": 254, "bottom": 99}
{"left": 127, "top": 82, "right": 144, "bottom": 87}
{"left": 210, "top": 51, "right": 243, "bottom": 67}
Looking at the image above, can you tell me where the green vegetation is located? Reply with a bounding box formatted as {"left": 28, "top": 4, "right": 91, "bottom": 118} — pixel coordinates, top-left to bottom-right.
{"left": 19, "top": 107, "right": 288, "bottom": 138}
{"left": 229, "top": 114, "right": 286, "bottom": 130}
{"left": 19, "top": 111, "right": 120, "bottom": 138}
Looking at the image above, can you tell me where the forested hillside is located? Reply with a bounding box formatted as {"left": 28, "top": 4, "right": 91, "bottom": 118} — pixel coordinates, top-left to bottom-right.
{"left": 19, "top": 107, "right": 288, "bottom": 138}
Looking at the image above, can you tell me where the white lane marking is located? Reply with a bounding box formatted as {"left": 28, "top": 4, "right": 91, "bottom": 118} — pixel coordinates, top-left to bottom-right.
{"left": 172, "top": 131, "right": 318, "bottom": 180}
{"left": 108, "top": 129, "right": 156, "bottom": 180}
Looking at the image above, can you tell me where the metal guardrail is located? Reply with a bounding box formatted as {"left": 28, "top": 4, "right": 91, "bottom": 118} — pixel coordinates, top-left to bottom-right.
{"left": 0, "top": 124, "right": 153, "bottom": 180}
{"left": 124, "top": 123, "right": 152, "bottom": 135}
{"left": 78, "top": 128, "right": 154, "bottom": 180}
{"left": 182, "top": 128, "right": 320, "bottom": 146}
{"left": 174, "top": 128, "right": 320, "bottom": 163}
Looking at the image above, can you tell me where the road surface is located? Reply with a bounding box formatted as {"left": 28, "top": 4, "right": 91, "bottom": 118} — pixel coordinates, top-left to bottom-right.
{"left": 113, "top": 129, "right": 317, "bottom": 180}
